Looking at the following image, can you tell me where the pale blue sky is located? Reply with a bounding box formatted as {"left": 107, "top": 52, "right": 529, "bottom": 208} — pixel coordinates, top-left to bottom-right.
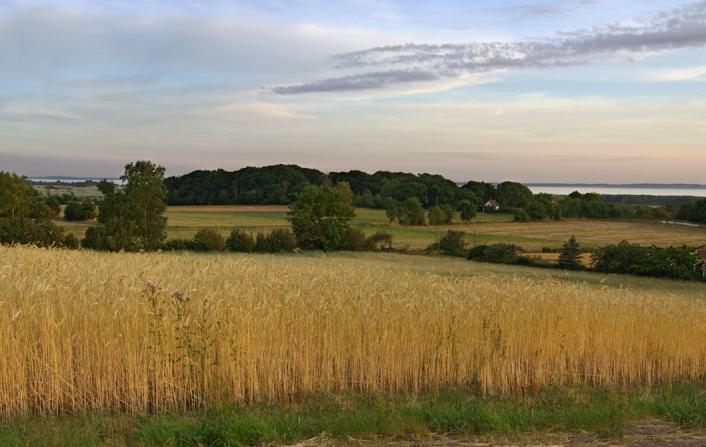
{"left": 1, "top": 0, "right": 705, "bottom": 182}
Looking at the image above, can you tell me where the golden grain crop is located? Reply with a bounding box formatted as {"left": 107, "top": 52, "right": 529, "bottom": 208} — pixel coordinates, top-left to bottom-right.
{"left": 1, "top": 245, "right": 705, "bottom": 418}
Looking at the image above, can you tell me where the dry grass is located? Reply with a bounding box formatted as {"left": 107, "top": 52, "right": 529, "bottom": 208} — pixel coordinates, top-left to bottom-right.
{"left": 1, "top": 245, "right": 706, "bottom": 418}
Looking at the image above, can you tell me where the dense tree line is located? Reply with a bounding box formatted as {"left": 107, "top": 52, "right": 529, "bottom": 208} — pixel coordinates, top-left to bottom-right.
{"left": 166, "top": 166, "right": 671, "bottom": 225}
{"left": 0, "top": 172, "right": 72, "bottom": 247}
{"left": 676, "top": 198, "right": 706, "bottom": 224}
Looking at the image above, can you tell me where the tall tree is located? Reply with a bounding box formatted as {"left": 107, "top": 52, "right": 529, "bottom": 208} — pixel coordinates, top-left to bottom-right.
{"left": 122, "top": 161, "right": 167, "bottom": 250}
{"left": 558, "top": 236, "right": 583, "bottom": 270}
{"left": 288, "top": 185, "right": 355, "bottom": 251}
{"left": 89, "top": 161, "right": 167, "bottom": 251}
{"left": 0, "top": 172, "right": 34, "bottom": 219}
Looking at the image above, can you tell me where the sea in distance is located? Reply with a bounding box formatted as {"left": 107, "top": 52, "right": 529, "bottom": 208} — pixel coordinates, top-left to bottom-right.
{"left": 30, "top": 177, "right": 706, "bottom": 198}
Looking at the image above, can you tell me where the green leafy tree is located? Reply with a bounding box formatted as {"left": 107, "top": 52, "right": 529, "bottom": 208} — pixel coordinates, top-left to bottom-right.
{"left": 63, "top": 201, "right": 97, "bottom": 221}
{"left": 398, "top": 197, "right": 426, "bottom": 226}
{"left": 89, "top": 161, "right": 167, "bottom": 251}
{"left": 288, "top": 185, "right": 356, "bottom": 250}
{"left": 193, "top": 228, "right": 225, "bottom": 251}
{"left": 383, "top": 197, "right": 398, "bottom": 223}
{"left": 458, "top": 200, "right": 477, "bottom": 222}
{"left": 122, "top": 161, "right": 167, "bottom": 250}
{"left": 428, "top": 206, "right": 446, "bottom": 225}
{"left": 0, "top": 172, "right": 34, "bottom": 219}
{"left": 558, "top": 236, "right": 583, "bottom": 270}
{"left": 226, "top": 229, "right": 254, "bottom": 252}
{"left": 495, "top": 181, "right": 534, "bottom": 209}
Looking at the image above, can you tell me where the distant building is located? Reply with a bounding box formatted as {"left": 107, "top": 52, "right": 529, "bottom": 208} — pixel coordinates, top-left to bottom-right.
{"left": 482, "top": 199, "right": 500, "bottom": 212}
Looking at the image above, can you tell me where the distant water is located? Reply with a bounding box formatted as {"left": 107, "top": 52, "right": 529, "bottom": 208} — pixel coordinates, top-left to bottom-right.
{"left": 529, "top": 185, "right": 706, "bottom": 197}
{"left": 30, "top": 177, "right": 122, "bottom": 184}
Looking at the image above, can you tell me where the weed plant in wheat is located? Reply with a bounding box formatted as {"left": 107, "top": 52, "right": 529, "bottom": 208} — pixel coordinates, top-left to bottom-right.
{"left": 1, "top": 245, "right": 706, "bottom": 418}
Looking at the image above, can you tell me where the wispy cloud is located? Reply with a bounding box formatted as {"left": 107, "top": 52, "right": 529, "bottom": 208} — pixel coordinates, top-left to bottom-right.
{"left": 654, "top": 66, "right": 706, "bottom": 81}
{"left": 273, "top": 1, "right": 706, "bottom": 94}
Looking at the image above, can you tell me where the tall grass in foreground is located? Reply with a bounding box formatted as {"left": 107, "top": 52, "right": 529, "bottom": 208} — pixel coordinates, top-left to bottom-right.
{"left": 1, "top": 245, "right": 705, "bottom": 417}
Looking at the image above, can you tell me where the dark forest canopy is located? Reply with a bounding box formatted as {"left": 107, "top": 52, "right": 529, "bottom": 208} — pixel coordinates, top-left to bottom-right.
{"left": 164, "top": 164, "right": 678, "bottom": 222}
{"left": 165, "top": 164, "right": 483, "bottom": 208}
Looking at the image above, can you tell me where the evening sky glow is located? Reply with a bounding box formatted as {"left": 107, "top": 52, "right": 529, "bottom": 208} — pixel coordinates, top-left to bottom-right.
{"left": 1, "top": 0, "right": 705, "bottom": 182}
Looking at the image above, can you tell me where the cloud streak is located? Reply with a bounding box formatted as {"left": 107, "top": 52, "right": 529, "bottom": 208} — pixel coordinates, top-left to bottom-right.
{"left": 273, "top": 1, "right": 706, "bottom": 94}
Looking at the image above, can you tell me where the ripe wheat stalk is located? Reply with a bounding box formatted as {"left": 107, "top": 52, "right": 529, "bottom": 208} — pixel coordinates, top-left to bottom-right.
{"left": 0, "top": 245, "right": 705, "bottom": 417}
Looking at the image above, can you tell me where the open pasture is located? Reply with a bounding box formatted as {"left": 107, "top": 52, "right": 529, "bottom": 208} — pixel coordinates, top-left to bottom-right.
{"left": 54, "top": 205, "right": 706, "bottom": 252}
{"left": 1, "top": 245, "right": 705, "bottom": 418}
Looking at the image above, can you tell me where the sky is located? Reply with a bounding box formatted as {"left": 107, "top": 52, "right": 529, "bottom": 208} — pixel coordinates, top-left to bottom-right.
{"left": 1, "top": 0, "right": 705, "bottom": 182}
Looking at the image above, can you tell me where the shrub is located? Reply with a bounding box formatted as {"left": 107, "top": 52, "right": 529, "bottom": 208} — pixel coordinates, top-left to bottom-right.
{"left": 458, "top": 200, "right": 477, "bottom": 222}
{"left": 341, "top": 228, "right": 370, "bottom": 251}
{"left": 428, "top": 206, "right": 446, "bottom": 225}
{"left": 193, "top": 229, "right": 226, "bottom": 252}
{"left": 0, "top": 218, "right": 66, "bottom": 247}
{"left": 226, "top": 229, "right": 254, "bottom": 252}
{"left": 254, "top": 229, "right": 297, "bottom": 253}
{"left": 398, "top": 197, "right": 426, "bottom": 226}
{"left": 268, "top": 229, "right": 297, "bottom": 252}
{"left": 593, "top": 241, "right": 700, "bottom": 281}
{"left": 81, "top": 227, "right": 110, "bottom": 250}
{"left": 468, "top": 243, "right": 521, "bottom": 264}
{"left": 437, "top": 230, "right": 467, "bottom": 256}
{"left": 64, "top": 201, "right": 97, "bottom": 221}
{"left": 366, "top": 231, "right": 393, "bottom": 251}
{"left": 161, "top": 239, "right": 199, "bottom": 251}
{"left": 62, "top": 233, "right": 80, "bottom": 250}
{"left": 558, "top": 236, "right": 583, "bottom": 270}
{"left": 513, "top": 208, "right": 531, "bottom": 222}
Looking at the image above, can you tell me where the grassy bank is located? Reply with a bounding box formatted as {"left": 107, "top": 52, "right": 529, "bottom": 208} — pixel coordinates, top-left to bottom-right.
{"left": 2, "top": 385, "right": 705, "bottom": 446}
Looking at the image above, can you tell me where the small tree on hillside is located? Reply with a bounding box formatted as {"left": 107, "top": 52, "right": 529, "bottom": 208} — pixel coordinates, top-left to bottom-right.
{"left": 458, "top": 200, "right": 477, "bottom": 222}
{"left": 398, "top": 197, "right": 425, "bottom": 226}
{"left": 558, "top": 236, "right": 583, "bottom": 270}
{"left": 383, "top": 197, "right": 398, "bottom": 223}
{"left": 288, "top": 184, "right": 355, "bottom": 251}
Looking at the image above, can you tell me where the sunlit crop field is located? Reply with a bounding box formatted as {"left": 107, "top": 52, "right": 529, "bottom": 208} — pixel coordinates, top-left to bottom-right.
{"left": 2, "top": 245, "right": 706, "bottom": 418}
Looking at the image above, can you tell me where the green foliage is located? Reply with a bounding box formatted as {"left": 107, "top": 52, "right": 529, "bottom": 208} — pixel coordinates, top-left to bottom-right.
{"left": 122, "top": 161, "right": 168, "bottom": 250}
{"left": 458, "top": 199, "right": 477, "bottom": 222}
{"left": 254, "top": 229, "right": 297, "bottom": 252}
{"left": 44, "top": 196, "right": 62, "bottom": 217}
{"left": 437, "top": 230, "right": 467, "bottom": 256}
{"left": 593, "top": 241, "right": 701, "bottom": 281}
{"left": 677, "top": 198, "right": 706, "bottom": 223}
{"left": 398, "top": 197, "right": 426, "bottom": 226}
{"left": 63, "top": 201, "right": 97, "bottom": 221}
{"left": 513, "top": 208, "right": 531, "bottom": 222}
{"left": 5, "top": 386, "right": 706, "bottom": 446}
{"left": 193, "top": 229, "right": 226, "bottom": 251}
{"left": 428, "top": 206, "right": 446, "bottom": 225}
{"left": 495, "top": 182, "right": 534, "bottom": 209}
{"left": 62, "top": 233, "right": 80, "bottom": 250}
{"left": 461, "top": 181, "right": 494, "bottom": 203}
{"left": 226, "top": 229, "right": 254, "bottom": 252}
{"left": 383, "top": 197, "right": 398, "bottom": 223}
{"left": 0, "top": 218, "right": 65, "bottom": 247}
{"left": 366, "top": 231, "right": 394, "bottom": 251}
{"left": 341, "top": 228, "right": 370, "bottom": 251}
{"left": 468, "top": 244, "right": 522, "bottom": 264}
{"left": 558, "top": 236, "right": 583, "bottom": 270}
{"left": 91, "top": 161, "right": 168, "bottom": 251}
{"left": 0, "top": 172, "right": 35, "bottom": 219}
{"left": 161, "top": 238, "right": 199, "bottom": 251}
{"left": 288, "top": 185, "right": 356, "bottom": 251}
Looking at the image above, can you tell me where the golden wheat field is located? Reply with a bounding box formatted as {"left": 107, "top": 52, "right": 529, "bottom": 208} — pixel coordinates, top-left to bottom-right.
{"left": 1, "top": 245, "right": 706, "bottom": 418}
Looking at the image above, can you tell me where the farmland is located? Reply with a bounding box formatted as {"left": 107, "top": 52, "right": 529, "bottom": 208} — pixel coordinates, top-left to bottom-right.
{"left": 1, "top": 245, "right": 706, "bottom": 444}
{"left": 55, "top": 204, "right": 706, "bottom": 252}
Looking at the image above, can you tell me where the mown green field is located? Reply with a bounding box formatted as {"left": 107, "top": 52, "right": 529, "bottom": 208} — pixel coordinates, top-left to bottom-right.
{"left": 56, "top": 204, "right": 706, "bottom": 252}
